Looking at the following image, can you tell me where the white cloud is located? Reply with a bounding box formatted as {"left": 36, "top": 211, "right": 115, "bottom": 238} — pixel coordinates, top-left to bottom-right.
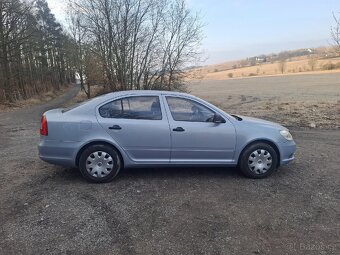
{"left": 46, "top": 0, "right": 68, "bottom": 24}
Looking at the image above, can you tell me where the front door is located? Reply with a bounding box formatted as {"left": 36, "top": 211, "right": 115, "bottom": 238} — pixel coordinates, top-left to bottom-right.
{"left": 97, "top": 95, "right": 171, "bottom": 162}
{"left": 163, "top": 96, "right": 236, "bottom": 163}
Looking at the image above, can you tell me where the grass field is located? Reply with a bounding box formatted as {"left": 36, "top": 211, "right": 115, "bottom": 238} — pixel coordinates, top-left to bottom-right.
{"left": 189, "top": 73, "right": 340, "bottom": 129}
{"left": 188, "top": 57, "right": 340, "bottom": 80}
{"left": 0, "top": 85, "right": 71, "bottom": 113}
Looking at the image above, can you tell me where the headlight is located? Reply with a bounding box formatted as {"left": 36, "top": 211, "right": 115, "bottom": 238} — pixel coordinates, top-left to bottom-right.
{"left": 280, "top": 130, "right": 293, "bottom": 141}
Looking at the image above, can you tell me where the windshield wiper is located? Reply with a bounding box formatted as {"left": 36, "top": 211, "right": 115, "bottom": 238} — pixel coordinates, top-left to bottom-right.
{"left": 231, "top": 114, "right": 243, "bottom": 121}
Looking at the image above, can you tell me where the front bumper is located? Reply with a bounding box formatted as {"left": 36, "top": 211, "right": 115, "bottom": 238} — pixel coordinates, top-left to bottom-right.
{"left": 279, "top": 141, "right": 296, "bottom": 166}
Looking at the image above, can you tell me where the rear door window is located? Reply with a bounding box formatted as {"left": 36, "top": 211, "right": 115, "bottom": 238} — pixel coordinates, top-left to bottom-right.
{"left": 99, "top": 96, "right": 162, "bottom": 120}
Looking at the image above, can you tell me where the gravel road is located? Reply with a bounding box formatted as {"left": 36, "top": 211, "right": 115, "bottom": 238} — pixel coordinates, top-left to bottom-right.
{"left": 0, "top": 84, "right": 339, "bottom": 255}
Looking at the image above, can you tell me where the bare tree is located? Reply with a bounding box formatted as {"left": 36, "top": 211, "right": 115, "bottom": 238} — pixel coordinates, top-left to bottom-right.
{"left": 67, "top": 2, "right": 88, "bottom": 95}
{"left": 331, "top": 12, "right": 340, "bottom": 55}
{"left": 278, "top": 59, "right": 287, "bottom": 74}
{"left": 69, "top": 0, "right": 203, "bottom": 93}
{"left": 308, "top": 56, "right": 318, "bottom": 71}
{"left": 84, "top": 50, "right": 107, "bottom": 98}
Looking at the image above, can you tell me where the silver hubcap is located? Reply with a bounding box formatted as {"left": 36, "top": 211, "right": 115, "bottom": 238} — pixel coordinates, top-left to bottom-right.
{"left": 86, "top": 151, "right": 114, "bottom": 178}
{"left": 248, "top": 149, "right": 272, "bottom": 174}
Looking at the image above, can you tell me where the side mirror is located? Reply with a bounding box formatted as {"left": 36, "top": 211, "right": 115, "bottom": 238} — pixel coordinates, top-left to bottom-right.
{"left": 213, "top": 114, "right": 226, "bottom": 123}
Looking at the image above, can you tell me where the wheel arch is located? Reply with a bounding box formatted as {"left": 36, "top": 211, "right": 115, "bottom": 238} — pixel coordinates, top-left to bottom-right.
{"left": 75, "top": 140, "right": 124, "bottom": 167}
{"left": 237, "top": 139, "right": 281, "bottom": 167}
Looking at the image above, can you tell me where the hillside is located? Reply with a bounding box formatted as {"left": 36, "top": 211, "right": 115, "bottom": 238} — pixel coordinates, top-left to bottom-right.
{"left": 187, "top": 47, "right": 340, "bottom": 80}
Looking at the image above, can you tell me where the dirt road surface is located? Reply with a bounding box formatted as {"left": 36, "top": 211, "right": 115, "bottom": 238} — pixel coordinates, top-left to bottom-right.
{"left": 0, "top": 80, "right": 339, "bottom": 254}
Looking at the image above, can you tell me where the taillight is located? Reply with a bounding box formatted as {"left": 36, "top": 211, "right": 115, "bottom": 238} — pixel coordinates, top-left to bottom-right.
{"left": 40, "top": 115, "right": 48, "bottom": 136}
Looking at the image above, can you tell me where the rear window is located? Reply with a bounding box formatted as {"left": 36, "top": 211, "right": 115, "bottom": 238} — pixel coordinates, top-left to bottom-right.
{"left": 99, "top": 96, "right": 162, "bottom": 120}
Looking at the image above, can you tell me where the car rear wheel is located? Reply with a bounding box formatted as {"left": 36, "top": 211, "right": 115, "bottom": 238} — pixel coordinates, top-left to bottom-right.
{"left": 239, "top": 142, "right": 278, "bottom": 178}
{"left": 79, "top": 144, "right": 122, "bottom": 183}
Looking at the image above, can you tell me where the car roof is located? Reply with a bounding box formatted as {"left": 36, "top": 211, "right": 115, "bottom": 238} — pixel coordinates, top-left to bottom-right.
{"left": 66, "top": 90, "right": 195, "bottom": 113}
{"left": 103, "top": 90, "right": 190, "bottom": 98}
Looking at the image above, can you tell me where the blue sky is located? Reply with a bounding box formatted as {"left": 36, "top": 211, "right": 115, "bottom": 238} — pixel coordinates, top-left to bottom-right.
{"left": 188, "top": 0, "right": 340, "bottom": 64}
{"left": 47, "top": 0, "right": 340, "bottom": 64}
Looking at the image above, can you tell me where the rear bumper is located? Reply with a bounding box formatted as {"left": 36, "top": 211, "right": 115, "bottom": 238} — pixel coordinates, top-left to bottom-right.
{"left": 38, "top": 139, "right": 79, "bottom": 167}
{"left": 39, "top": 155, "right": 75, "bottom": 167}
{"left": 279, "top": 141, "right": 296, "bottom": 166}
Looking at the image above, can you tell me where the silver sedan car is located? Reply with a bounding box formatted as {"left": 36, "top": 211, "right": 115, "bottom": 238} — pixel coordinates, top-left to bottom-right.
{"left": 38, "top": 90, "right": 296, "bottom": 182}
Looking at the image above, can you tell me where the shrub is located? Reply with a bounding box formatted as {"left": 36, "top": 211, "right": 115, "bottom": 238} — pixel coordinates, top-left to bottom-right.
{"left": 323, "top": 62, "right": 336, "bottom": 70}
{"left": 228, "top": 73, "right": 233, "bottom": 78}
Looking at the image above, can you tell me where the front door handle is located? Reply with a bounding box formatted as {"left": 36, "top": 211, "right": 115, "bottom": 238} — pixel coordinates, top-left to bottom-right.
{"left": 109, "top": 125, "right": 122, "bottom": 130}
{"left": 173, "top": 127, "right": 185, "bottom": 132}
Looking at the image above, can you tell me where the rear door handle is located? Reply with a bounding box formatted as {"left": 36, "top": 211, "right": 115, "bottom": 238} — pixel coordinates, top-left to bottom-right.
{"left": 173, "top": 127, "right": 185, "bottom": 132}
{"left": 109, "top": 125, "right": 122, "bottom": 130}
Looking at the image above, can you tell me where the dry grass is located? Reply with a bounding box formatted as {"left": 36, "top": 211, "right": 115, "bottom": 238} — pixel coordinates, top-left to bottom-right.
{"left": 189, "top": 73, "right": 340, "bottom": 129}
{"left": 64, "top": 85, "right": 105, "bottom": 108}
{"left": 0, "top": 85, "right": 71, "bottom": 113}
{"left": 188, "top": 57, "right": 340, "bottom": 81}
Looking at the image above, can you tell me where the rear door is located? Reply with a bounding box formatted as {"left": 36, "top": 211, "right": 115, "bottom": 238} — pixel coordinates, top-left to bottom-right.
{"left": 163, "top": 96, "right": 236, "bottom": 163}
{"left": 97, "top": 95, "right": 171, "bottom": 163}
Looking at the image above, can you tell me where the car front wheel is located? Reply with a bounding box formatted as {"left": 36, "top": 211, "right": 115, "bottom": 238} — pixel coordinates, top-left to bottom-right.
{"left": 79, "top": 144, "right": 122, "bottom": 183}
{"left": 239, "top": 142, "right": 278, "bottom": 178}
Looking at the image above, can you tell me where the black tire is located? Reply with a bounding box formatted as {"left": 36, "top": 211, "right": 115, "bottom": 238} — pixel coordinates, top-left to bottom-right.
{"left": 239, "top": 142, "right": 278, "bottom": 179}
{"left": 79, "top": 144, "right": 122, "bottom": 183}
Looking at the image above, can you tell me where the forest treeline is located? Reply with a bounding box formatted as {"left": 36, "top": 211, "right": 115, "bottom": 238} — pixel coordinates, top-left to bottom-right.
{"left": 0, "top": 0, "right": 77, "bottom": 103}
{"left": 0, "top": 0, "right": 203, "bottom": 103}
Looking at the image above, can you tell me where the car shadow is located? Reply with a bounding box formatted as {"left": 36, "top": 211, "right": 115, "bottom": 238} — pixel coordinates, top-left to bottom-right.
{"left": 54, "top": 166, "right": 242, "bottom": 183}
{"left": 117, "top": 166, "right": 241, "bottom": 180}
